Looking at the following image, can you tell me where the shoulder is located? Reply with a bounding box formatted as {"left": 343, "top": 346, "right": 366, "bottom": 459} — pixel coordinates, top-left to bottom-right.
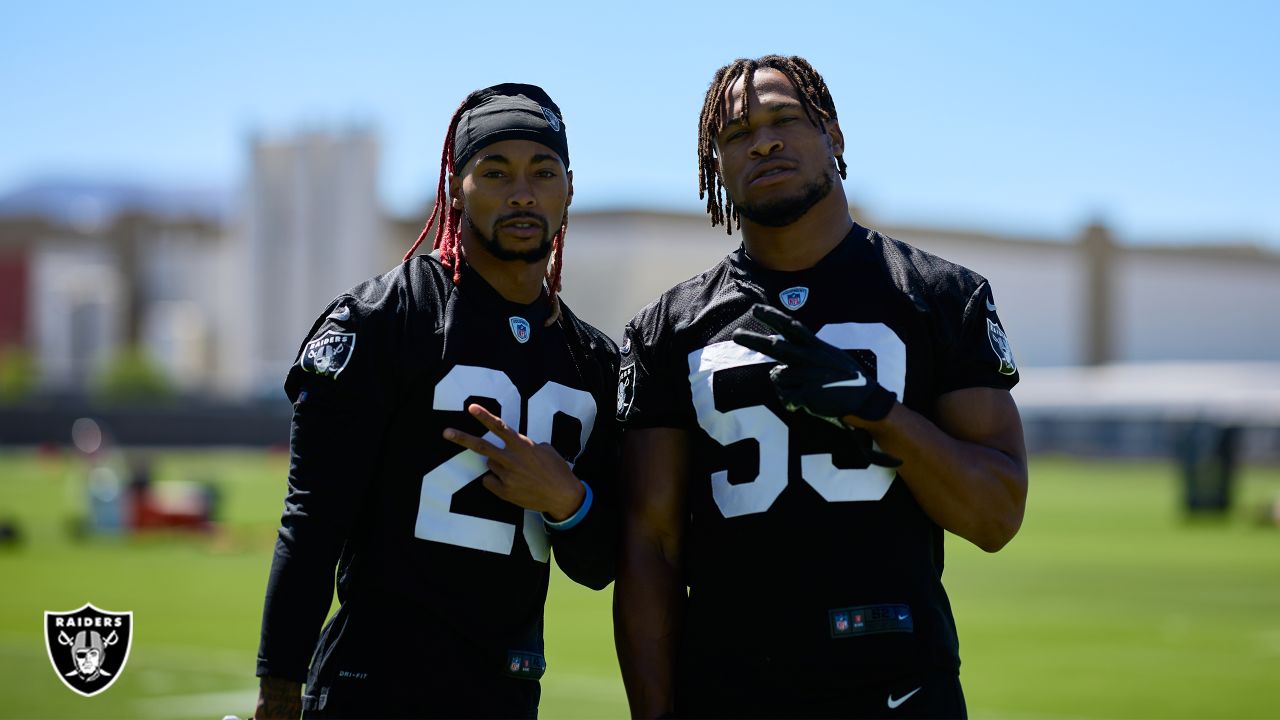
{"left": 311, "top": 256, "right": 453, "bottom": 336}
{"left": 627, "top": 254, "right": 738, "bottom": 342}
{"left": 291, "top": 258, "right": 451, "bottom": 374}
{"left": 862, "top": 226, "right": 990, "bottom": 312}
{"left": 557, "top": 299, "right": 620, "bottom": 370}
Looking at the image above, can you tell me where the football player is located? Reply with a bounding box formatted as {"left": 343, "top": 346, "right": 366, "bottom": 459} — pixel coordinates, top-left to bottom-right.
{"left": 614, "top": 56, "right": 1028, "bottom": 718}
{"left": 253, "top": 84, "right": 620, "bottom": 719}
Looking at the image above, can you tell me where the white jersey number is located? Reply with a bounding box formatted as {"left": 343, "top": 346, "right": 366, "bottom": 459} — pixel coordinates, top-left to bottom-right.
{"left": 415, "top": 365, "right": 596, "bottom": 560}
{"left": 687, "top": 323, "right": 906, "bottom": 518}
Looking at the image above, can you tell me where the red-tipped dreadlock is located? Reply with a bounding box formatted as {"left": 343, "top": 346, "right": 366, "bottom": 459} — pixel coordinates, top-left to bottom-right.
{"left": 403, "top": 92, "right": 570, "bottom": 307}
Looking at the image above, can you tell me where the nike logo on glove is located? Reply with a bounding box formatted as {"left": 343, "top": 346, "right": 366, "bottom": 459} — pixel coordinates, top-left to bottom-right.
{"left": 821, "top": 375, "right": 867, "bottom": 389}
{"left": 887, "top": 687, "right": 921, "bottom": 709}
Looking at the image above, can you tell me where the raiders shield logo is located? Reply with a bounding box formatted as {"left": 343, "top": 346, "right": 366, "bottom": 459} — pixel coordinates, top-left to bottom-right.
{"left": 617, "top": 364, "right": 636, "bottom": 420}
{"left": 779, "top": 286, "right": 809, "bottom": 310}
{"left": 986, "top": 318, "right": 1017, "bottom": 376}
{"left": 300, "top": 329, "right": 356, "bottom": 379}
{"left": 509, "top": 316, "right": 531, "bottom": 344}
{"left": 540, "top": 106, "right": 561, "bottom": 132}
{"left": 44, "top": 603, "right": 133, "bottom": 697}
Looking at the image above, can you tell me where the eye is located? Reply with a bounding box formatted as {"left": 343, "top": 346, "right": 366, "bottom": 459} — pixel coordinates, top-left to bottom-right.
{"left": 482, "top": 169, "right": 506, "bottom": 179}
{"left": 535, "top": 169, "right": 559, "bottom": 178}
{"left": 777, "top": 116, "right": 799, "bottom": 125}
{"left": 725, "top": 129, "right": 748, "bottom": 142}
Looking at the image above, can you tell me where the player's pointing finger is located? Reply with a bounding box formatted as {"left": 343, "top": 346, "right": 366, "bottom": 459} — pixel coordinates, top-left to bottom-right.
{"left": 467, "top": 404, "right": 520, "bottom": 441}
{"left": 442, "top": 427, "right": 504, "bottom": 459}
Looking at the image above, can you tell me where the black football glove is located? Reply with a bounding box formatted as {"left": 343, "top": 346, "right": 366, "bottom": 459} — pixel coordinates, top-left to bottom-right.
{"left": 732, "top": 304, "right": 902, "bottom": 468}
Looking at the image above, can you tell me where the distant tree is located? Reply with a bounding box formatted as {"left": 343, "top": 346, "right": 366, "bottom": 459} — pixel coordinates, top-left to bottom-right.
{"left": 0, "top": 345, "right": 37, "bottom": 404}
{"left": 93, "top": 345, "right": 174, "bottom": 402}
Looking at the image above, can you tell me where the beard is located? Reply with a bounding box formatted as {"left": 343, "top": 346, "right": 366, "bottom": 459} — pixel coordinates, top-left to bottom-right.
{"left": 735, "top": 167, "right": 835, "bottom": 227}
{"left": 466, "top": 212, "right": 555, "bottom": 263}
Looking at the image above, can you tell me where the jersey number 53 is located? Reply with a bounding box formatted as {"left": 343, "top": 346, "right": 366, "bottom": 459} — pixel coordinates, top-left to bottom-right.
{"left": 689, "top": 322, "right": 905, "bottom": 519}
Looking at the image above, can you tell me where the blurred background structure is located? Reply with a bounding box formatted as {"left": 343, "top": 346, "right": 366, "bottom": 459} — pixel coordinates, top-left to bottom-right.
{"left": 1, "top": 2, "right": 1278, "bottom": 718}
{"left": 3, "top": 143, "right": 1279, "bottom": 459}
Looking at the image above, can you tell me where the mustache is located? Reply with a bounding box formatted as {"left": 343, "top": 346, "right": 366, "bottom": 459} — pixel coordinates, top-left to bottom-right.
{"left": 495, "top": 211, "right": 548, "bottom": 228}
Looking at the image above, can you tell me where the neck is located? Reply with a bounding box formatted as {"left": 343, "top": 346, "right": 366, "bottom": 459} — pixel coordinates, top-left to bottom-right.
{"left": 458, "top": 232, "right": 549, "bottom": 304}
{"left": 738, "top": 184, "right": 854, "bottom": 271}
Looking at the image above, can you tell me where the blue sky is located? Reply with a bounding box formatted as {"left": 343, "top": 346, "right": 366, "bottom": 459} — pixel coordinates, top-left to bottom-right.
{"left": 2, "top": 1, "right": 1277, "bottom": 245}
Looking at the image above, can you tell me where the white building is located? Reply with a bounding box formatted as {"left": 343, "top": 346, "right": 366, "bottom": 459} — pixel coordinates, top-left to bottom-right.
{"left": 556, "top": 210, "right": 1280, "bottom": 368}
{"left": 232, "top": 129, "right": 386, "bottom": 395}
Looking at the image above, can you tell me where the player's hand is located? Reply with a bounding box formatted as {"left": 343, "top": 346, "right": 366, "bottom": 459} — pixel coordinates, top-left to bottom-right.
{"left": 732, "top": 304, "right": 902, "bottom": 467}
{"left": 443, "top": 404, "right": 585, "bottom": 520}
{"left": 253, "top": 676, "right": 302, "bottom": 719}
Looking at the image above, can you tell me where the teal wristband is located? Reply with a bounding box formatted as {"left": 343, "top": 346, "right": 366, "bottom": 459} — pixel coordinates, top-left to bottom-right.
{"left": 543, "top": 481, "right": 592, "bottom": 531}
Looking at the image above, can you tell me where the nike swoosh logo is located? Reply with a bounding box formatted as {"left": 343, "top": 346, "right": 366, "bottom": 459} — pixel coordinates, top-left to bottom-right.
{"left": 897, "top": 614, "right": 909, "bottom": 620}
{"left": 822, "top": 375, "right": 867, "bottom": 389}
{"left": 887, "top": 687, "right": 921, "bottom": 709}
{"left": 985, "top": 298, "right": 997, "bottom": 312}
{"left": 328, "top": 306, "right": 351, "bottom": 321}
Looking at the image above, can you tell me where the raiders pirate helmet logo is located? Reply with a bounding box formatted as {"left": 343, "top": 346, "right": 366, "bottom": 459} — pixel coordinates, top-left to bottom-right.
{"left": 44, "top": 603, "right": 133, "bottom": 697}
{"left": 300, "top": 329, "right": 356, "bottom": 379}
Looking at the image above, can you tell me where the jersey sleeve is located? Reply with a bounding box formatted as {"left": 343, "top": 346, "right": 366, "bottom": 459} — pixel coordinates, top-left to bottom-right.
{"left": 935, "top": 279, "right": 1020, "bottom": 394}
{"left": 256, "top": 289, "right": 402, "bottom": 682}
{"left": 617, "top": 302, "right": 695, "bottom": 430}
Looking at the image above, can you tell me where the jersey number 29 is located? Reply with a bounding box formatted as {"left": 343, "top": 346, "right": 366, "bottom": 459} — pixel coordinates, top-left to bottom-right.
{"left": 415, "top": 365, "right": 596, "bottom": 560}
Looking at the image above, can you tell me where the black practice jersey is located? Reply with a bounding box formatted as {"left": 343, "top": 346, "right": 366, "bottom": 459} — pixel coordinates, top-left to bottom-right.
{"left": 620, "top": 224, "right": 1019, "bottom": 702}
{"left": 257, "top": 256, "right": 620, "bottom": 718}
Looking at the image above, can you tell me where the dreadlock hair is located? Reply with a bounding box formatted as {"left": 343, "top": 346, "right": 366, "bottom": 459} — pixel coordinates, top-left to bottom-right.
{"left": 697, "top": 55, "right": 847, "bottom": 234}
{"left": 402, "top": 91, "right": 571, "bottom": 303}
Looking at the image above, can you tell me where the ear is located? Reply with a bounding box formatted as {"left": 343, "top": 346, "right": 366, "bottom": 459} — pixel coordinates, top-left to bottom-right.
{"left": 449, "top": 173, "right": 463, "bottom": 209}
{"left": 565, "top": 169, "right": 574, "bottom": 208}
{"left": 824, "top": 118, "right": 845, "bottom": 159}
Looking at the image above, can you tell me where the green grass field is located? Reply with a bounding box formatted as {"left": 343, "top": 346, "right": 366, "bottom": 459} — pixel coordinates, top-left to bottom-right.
{"left": 1, "top": 450, "right": 1278, "bottom": 719}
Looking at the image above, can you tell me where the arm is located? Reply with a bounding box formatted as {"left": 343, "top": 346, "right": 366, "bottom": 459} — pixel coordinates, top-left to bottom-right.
{"left": 253, "top": 676, "right": 303, "bottom": 720}
{"left": 844, "top": 387, "right": 1027, "bottom": 552}
{"left": 256, "top": 296, "right": 394, "bottom": 702}
{"left": 256, "top": 379, "right": 386, "bottom": 694}
{"left": 613, "top": 428, "right": 689, "bottom": 719}
{"left": 733, "top": 303, "right": 1027, "bottom": 553}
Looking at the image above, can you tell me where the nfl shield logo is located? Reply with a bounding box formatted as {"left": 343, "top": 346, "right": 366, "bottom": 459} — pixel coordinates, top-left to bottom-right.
{"left": 509, "top": 316, "right": 531, "bottom": 344}
{"left": 779, "top": 286, "right": 809, "bottom": 310}
{"left": 835, "top": 614, "right": 849, "bottom": 632}
{"left": 44, "top": 603, "right": 133, "bottom": 697}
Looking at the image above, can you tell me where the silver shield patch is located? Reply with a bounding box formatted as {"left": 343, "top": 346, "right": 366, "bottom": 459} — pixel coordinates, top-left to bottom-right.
{"left": 986, "top": 318, "right": 1017, "bottom": 376}
{"left": 300, "top": 329, "right": 357, "bottom": 378}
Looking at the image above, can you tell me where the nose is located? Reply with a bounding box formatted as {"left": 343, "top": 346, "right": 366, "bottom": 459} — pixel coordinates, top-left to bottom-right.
{"left": 507, "top": 174, "right": 536, "bottom": 208}
{"left": 748, "top": 130, "right": 783, "bottom": 159}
